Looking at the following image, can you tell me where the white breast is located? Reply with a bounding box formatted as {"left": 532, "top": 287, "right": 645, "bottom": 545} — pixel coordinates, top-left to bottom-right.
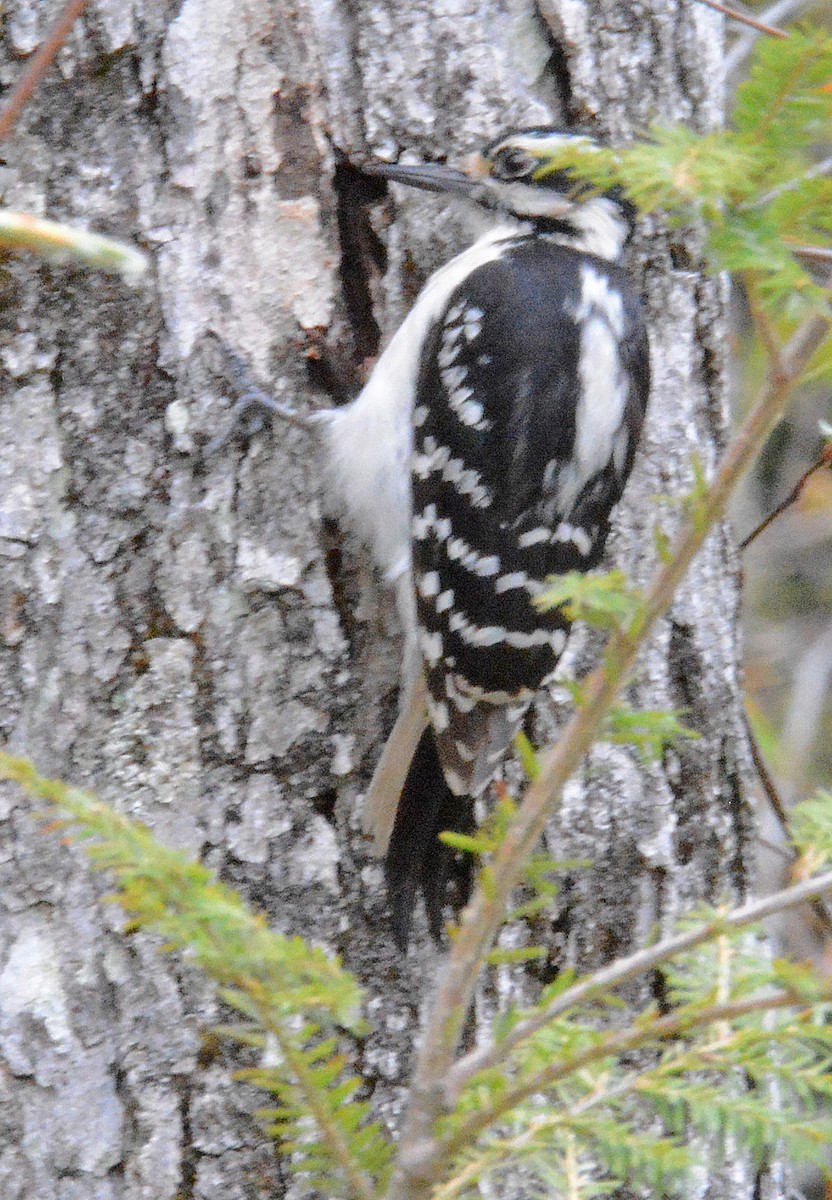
{"left": 318, "top": 225, "right": 517, "bottom": 584}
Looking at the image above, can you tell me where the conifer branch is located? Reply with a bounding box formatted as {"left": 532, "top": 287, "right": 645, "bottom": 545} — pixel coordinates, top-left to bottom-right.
{"left": 446, "top": 866, "right": 832, "bottom": 1095}
{"left": 725, "top": 0, "right": 814, "bottom": 74}
{"left": 0, "top": 751, "right": 381, "bottom": 1200}
{"left": 439, "top": 988, "right": 830, "bottom": 1160}
{"left": 268, "top": 1026, "right": 380, "bottom": 1200}
{"left": 740, "top": 443, "right": 832, "bottom": 548}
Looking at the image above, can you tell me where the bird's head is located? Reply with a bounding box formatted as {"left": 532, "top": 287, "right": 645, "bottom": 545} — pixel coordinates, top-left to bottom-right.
{"left": 363, "top": 127, "right": 634, "bottom": 261}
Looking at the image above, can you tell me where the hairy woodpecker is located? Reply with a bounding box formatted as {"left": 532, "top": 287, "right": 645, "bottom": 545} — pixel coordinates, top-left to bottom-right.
{"left": 318, "top": 128, "right": 650, "bottom": 948}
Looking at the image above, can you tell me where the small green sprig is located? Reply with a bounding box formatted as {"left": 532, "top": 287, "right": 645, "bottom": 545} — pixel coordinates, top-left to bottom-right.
{"left": 0, "top": 210, "right": 147, "bottom": 281}
{"left": 536, "top": 569, "right": 642, "bottom": 629}
{"left": 604, "top": 699, "right": 699, "bottom": 762}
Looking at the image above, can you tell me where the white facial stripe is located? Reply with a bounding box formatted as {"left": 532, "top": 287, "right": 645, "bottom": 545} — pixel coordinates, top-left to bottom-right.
{"left": 559, "top": 197, "right": 629, "bottom": 261}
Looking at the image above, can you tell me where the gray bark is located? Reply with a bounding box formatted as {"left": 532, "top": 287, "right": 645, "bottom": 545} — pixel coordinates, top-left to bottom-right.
{"left": 0, "top": 2, "right": 768, "bottom": 1198}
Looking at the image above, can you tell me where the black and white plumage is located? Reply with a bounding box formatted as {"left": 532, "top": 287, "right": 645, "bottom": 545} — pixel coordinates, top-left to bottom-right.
{"left": 319, "top": 128, "right": 650, "bottom": 947}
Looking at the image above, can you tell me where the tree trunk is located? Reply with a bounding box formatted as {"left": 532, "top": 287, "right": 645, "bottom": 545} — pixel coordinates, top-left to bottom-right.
{"left": 0, "top": 2, "right": 768, "bottom": 1197}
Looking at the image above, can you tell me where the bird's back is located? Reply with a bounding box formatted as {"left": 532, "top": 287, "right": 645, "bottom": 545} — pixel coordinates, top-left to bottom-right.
{"left": 410, "top": 234, "right": 650, "bottom": 796}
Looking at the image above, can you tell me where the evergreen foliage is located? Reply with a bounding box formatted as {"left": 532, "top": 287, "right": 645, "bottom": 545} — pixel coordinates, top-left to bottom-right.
{"left": 539, "top": 27, "right": 832, "bottom": 320}
{"left": 0, "top": 753, "right": 390, "bottom": 1199}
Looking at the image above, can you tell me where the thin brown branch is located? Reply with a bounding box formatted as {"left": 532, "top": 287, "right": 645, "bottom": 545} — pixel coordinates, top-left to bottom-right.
{"left": 690, "top": 0, "right": 789, "bottom": 37}
{"left": 792, "top": 244, "right": 832, "bottom": 269}
{"left": 385, "top": 308, "right": 831, "bottom": 1200}
{"left": 726, "top": 0, "right": 815, "bottom": 75}
{"left": 447, "top": 865, "right": 832, "bottom": 1094}
{"left": 0, "top": 0, "right": 89, "bottom": 147}
{"left": 744, "top": 707, "right": 791, "bottom": 832}
{"left": 740, "top": 444, "right": 832, "bottom": 549}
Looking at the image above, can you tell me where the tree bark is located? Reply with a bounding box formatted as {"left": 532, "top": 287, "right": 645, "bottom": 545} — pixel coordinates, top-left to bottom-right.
{"left": 0, "top": 1, "right": 770, "bottom": 1198}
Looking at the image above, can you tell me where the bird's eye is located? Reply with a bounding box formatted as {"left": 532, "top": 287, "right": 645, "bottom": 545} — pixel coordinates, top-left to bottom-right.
{"left": 491, "top": 146, "right": 536, "bottom": 180}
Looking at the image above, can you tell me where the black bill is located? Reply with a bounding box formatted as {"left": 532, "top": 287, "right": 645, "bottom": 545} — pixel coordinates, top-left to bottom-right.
{"left": 360, "top": 160, "right": 478, "bottom": 199}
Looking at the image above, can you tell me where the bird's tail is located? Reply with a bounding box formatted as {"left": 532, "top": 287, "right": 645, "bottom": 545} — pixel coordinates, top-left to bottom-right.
{"left": 384, "top": 727, "right": 475, "bottom": 950}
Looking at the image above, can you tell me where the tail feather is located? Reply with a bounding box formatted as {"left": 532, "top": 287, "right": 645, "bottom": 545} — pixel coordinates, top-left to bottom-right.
{"left": 384, "top": 728, "right": 474, "bottom": 950}
{"left": 362, "top": 673, "right": 428, "bottom": 855}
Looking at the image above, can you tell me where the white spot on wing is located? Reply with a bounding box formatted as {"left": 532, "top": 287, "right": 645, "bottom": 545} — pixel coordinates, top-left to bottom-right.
{"left": 443, "top": 609, "right": 570, "bottom": 655}
{"left": 428, "top": 696, "right": 450, "bottom": 733}
{"left": 454, "top": 740, "right": 476, "bottom": 762}
{"left": 550, "top": 629, "right": 567, "bottom": 653}
{"left": 518, "top": 526, "right": 551, "bottom": 548}
{"left": 553, "top": 522, "right": 593, "bottom": 557}
{"left": 495, "top": 571, "right": 528, "bottom": 593}
{"left": 440, "top": 456, "right": 492, "bottom": 507}
{"left": 418, "top": 571, "right": 440, "bottom": 598}
{"left": 443, "top": 766, "right": 467, "bottom": 795}
{"left": 504, "top": 629, "right": 557, "bottom": 649}
{"left": 446, "top": 674, "right": 479, "bottom": 713}
{"left": 445, "top": 536, "right": 501, "bottom": 577}
{"left": 419, "top": 628, "right": 444, "bottom": 666}
{"left": 441, "top": 365, "right": 467, "bottom": 392}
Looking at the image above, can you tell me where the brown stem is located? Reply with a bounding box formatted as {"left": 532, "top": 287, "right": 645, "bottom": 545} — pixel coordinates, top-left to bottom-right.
{"left": 739, "top": 445, "right": 832, "bottom": 549}
{"left": 792, "top": 245, "right": 832, "bottom": 269}
{"left": 0, "top": 0, "right": 89, "bottom": 147}
{"left": 690, "top": 0, "right": 788, "bottom": 37}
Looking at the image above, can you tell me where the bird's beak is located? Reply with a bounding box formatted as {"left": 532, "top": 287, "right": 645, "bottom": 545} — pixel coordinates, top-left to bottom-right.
{"left": 360, "top": 160, "right": 480, "bottom": 199}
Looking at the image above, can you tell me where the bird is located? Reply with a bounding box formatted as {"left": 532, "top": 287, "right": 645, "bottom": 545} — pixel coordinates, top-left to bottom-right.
{"left": 315, "top": 127, "right": 651, "bottom": 948}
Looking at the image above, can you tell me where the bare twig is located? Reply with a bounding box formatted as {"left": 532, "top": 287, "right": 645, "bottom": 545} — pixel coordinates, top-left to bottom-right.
{"left": 0, "top": 0, "right": 89, "bottom": 146}
{"left": 744, "top": 708, "right": 791, "bottom": 833}
{"left": 740, "top": 444, "right": 832, "bottom": 548}
{"left": 690, "top": 0, "right": 788, "bottom": 37}
{"left": 725, "top": 0, "right": 815, "bottom": 75}
{"left": 792, "top": 244, "right": 832, "bottom": 269}
{"left": 0, "top": 210, "right": 147, "bottom": 280}
{"left": 744, "top": 707, "right": 832, "bottom": 940}
{"left": 385, "top": 309, "right": 830, "bottom": 1200}
{"left": 754, "top": 155, "right": 832, "bottom": 209}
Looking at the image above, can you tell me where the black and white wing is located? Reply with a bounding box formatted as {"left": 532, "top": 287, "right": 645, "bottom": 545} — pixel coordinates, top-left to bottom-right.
{"left": 364, "top": 236, "right": 649, "bottom": 947}
{"left": 410, "top": 238, "right": 650, "bottom": 797}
